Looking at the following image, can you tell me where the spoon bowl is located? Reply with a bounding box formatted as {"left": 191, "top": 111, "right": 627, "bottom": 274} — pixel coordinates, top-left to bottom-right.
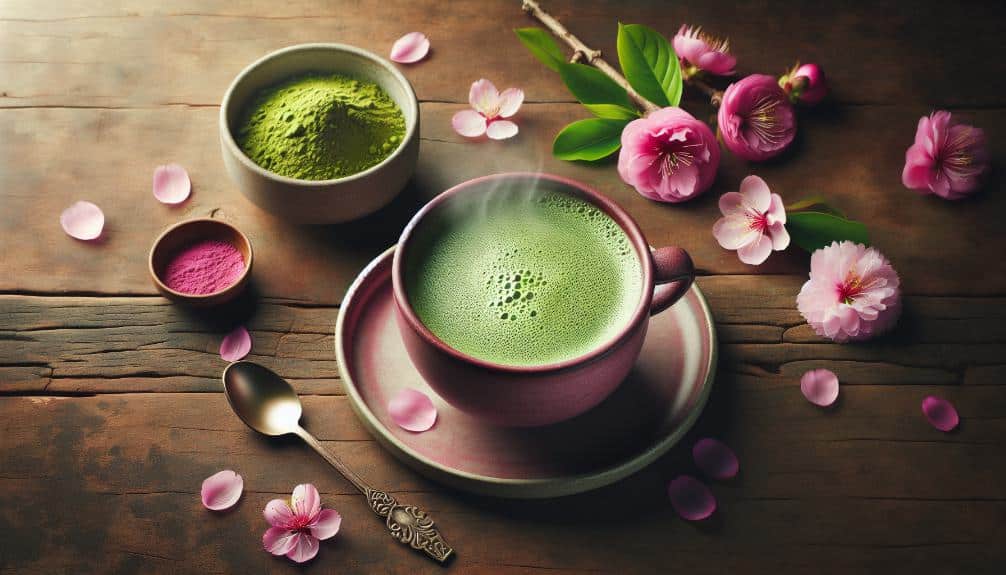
{"left": 222, "top": 361, "right": 303, "bottom": 436}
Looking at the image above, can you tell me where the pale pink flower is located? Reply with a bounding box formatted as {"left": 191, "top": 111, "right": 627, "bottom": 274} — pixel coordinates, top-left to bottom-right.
{"left": 451, "top": 79, "right": 523, "bottom": 140}
{"left": 797, "top": 241, "right": 902, "bottom": 343}
{"left": 902, "top": 111, "right": 988, "bottom": 200}
{"left": 673, "top": 25, "right": 736, "bottom": 76}
{"left": 718, "top": 74, "right": 797, "bottom": 161}
{"left": 617, "top": 107, "right": 720, "bottom": 203}
{"left": 263, "top": 484, "right": 342, "bottom": 564}
{"left": 712, "top": 175, "right": 789, "bottom": 265}
{"left": 780, "top": 62, "right": 828, "bottom": 105}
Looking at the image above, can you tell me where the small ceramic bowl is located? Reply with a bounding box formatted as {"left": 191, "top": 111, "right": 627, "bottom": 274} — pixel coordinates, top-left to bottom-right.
{"left": 149, "top": 218, "right": 253, "bottom": 307}
{"left": 219, "top": 43, "right": 420, "bottom": 224}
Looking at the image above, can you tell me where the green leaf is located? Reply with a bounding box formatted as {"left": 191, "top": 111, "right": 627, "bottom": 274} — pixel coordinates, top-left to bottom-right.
{"left": 786, "top": 195, "right": 845, "bottom": 218}
{"left": 552, "top": 118, "right": 629, "bottom": 161}
{"left": 557, "top": 62, "right": 639, "bottom": 120}
{"left": 515, "top": 28, "right": 566, "bottom": 72}
{"left": 787, "top": 212, "right": 870, "bottom": 253}
{"left": 616, "top": 23, "right": 682, "bottom": 107}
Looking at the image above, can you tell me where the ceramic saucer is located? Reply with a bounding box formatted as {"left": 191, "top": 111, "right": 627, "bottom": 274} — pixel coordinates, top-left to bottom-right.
{"left": 335, "top": 246, "right": 717, "bottom": 498}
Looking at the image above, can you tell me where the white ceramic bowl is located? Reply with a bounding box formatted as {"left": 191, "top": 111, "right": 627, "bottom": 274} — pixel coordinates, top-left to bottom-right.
{"left": 220, "top": 44, "right": 419, "bottom": 224}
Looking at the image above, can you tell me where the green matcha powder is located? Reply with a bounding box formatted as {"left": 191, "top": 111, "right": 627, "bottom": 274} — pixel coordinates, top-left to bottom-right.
{"left": 236, "top": 73, "right": 406, "bottom": 180}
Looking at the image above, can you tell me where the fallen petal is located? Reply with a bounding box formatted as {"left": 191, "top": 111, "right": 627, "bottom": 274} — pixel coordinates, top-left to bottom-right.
{"left": 310, "top": 509, "right": 342, "bottom": 540}
{"left": 201, "top": 469, "right": 243, "bottom": 511}
{"left": 60, "top": 201, "right": 104, "bottom": 240}
{"left": 220, "top": 326, "right": 252, "bottom": 362}
{"left": 692, "top": 438, "right": 739, "bottom": 480}
{"left": 390, "top": 32, "right": 430, "bottom": 64}
{"left": 667, "top": 475, "right": 716, "bottom": 521}
{"left": 452, "top": 109, "right": 487, "bottom": 137}
{"left": 388, "top": 388, "right": 437, "bottom": 432}
{"left": 922, "top": 396, "right": 959, "bottom": 432}
{"left": 285, "top": 533, "right": 320, "bottom": 564}
{"left": 801, "top": 368, "right": 839, "bottom": 407}
{"left": 152, "top": 163, "right": 192, "bottom": 204}
{"left": 486, "top": 120, "right": 519, "bottom": 140}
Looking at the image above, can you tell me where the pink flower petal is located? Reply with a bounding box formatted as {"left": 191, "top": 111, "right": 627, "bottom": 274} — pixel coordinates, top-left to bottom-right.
{"left": 692, "top": 438, "right": 739, "bottom": 480}
{"left": 922, "top": 396, "right": 959, "bottom": 432}
{"left": 219, "top": 326, "right": 252, "bottom": 362}
{"left": 60, "top": 201, "right": 104, "bottom": 240}
{"left": 736, "top": 234, "right": 773, "bottom": 265}
{"left": 667, "top": 475, "right": 716, "bottom": 521}
{"left": 739, "top": 175, "right": 771, "bottom": 213}
{"left": 264, "top": 499, "right": 295, "bottom": 528}
{"left": 263, "top": 527, "right": 298, "bottom": 556}
{"left": 389, "top": 32, "right": 430, "bottom": 64}
{"left": 291, "top": 484, "right": 321, "bottom": 521}
{"left": 152, "top": 163, "right": 191, "bottom": 205}
{"left": 285, "top": 532, "right": 320, "bottom": 564}
{"left": 200, "top": 469, "right": 243, "bottom": 511}
{"left": 310, "top": 509, "right": 342, "bottom": 540}
{"left": 388, "top": 388, "right": 438, "bottom": 432}
{"left": 452, "top": 109, "right": 487, "bottom": 138}
{"left": 801, "top": 369, "right": 839, "bottom": 407}
{"left": 469, "top": 79, "right": 500, "bottom": 117}
{"left": 497, "top": 88, "right": 524, "bottom": 118}
{"left": 486, "top": 120, "right": 519, "bottom": 140}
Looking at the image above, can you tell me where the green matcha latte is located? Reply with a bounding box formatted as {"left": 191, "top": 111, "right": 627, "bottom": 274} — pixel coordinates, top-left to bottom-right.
{"left": 404, "top": 192, "right": 644, "bottom": 366}
{"left": 236, "top": 73, "right": 406, "bottom": 180}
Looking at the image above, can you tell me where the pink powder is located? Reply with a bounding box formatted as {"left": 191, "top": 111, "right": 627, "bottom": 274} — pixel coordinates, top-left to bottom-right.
{"left": 164, "top": 239, "right": 246, "bottom": 295}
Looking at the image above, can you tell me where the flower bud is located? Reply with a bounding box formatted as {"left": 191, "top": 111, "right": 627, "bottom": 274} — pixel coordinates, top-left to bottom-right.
{"left": 780, "top": 62, "right": 827, "bottom": 105}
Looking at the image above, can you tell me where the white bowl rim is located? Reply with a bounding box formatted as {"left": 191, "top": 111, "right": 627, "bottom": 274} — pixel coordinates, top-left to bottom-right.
{"left": 219, "top": 42, "right": 419, "bottom": 187}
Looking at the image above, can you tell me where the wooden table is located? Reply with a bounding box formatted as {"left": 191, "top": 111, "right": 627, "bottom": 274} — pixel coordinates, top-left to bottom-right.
{"left": 2, "top": 1, "right": 1004, "bottom": 573}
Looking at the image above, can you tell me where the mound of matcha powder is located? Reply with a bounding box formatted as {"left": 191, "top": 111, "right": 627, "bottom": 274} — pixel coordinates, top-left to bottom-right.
{"left": 236, "top": 73, "right": 406, "bottom": 180}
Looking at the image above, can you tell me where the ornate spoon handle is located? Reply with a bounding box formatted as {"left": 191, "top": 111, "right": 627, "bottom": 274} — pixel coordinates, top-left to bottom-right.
{"left": 296, "top": 427, "right": 454, "bottom": 564}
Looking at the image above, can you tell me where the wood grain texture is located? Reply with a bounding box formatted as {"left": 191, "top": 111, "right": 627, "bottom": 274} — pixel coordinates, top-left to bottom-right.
{"left": 1, "top": 0, "right": 1005, "bottom": 573}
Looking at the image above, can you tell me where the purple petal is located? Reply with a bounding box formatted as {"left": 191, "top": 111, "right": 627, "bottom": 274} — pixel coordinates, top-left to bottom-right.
{"left": 388, "top": 388, "right": 438, "bottom": 432}
{"left": 667, "top": 475, "right": 716, "bottom": 521}
{"left": 692, "top": 438, "right": 739, "bottom": 480}
{"left": 389, "top": 32, "right": 430, "bottom": 64}
{"left": 922, "top": 396, "right": 959, "bottom": 432}
{"left": 801, "top": 369, "right": 839, "bottom": 407}
{"left": 219, "top": 326, "right": 252, "bottom": 362}
{"left": 60, "top": 201, "right": 105, "bottom": 240}
{"left": 152, "top": 163, "right": 191, "bottom": 204}
{"left": 200, "top": 469, "right": 243, "bottom": 511}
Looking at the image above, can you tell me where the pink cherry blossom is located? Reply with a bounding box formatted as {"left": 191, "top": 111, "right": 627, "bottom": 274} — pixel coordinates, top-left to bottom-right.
{"left": 263, "top": 484, "right": 342, "bottom": 564}
{"left": 673, "top": 25, "right": 736, "bottom": 76}
{"left": 780, "top": 62, "right": 828, "bottom": 105}
{"left": 797, "top": 241, "right": 902, "bottom": 343}
{"left": 617, "top": 107, "right": 720, "bottom": 203}
{"left": 902, "top": 111, "right": 988, "bottom": 200}
{"left": 718, "top": 74, "right": 797, "bottom": 161}
{"left": 451, "top": 79, "right": 523, "bottom": 140}
{"left": 712, "top": 175, "right": 789, "bottom": 265}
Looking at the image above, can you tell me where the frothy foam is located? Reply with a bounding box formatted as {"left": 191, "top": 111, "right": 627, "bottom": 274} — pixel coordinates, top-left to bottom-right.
{"left": 404, "top": 192, "right": 643, "bottom": 366}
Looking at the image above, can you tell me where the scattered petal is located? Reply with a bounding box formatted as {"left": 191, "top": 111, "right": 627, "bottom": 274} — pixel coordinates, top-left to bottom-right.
{"left": 201, "top": 470, "right": 243, "bottom": 511}
{"left": 692, "top": 438, "right": 739, "bottom": 480}
{"left": 486, "top": 120, "right": 519, "bottom": 140}
{"left": 801, "top": 369, "right": 839, "bottom": 407}
{"left": 152, "top": 163, "right": 192, "bottom": 204}
{"left": 390, "top": 32, "right": 430, "bottom": 64}
{"left": 310, "top": 509, "right": 342, "bottom": 540}
{"left": 388, "top": 388, "right": 438, "bottom": 432}
{"left": 667, "top": 475, "right": 716, "bottom": 521}
{"left": 60, "top": 201, "right": 105, "bottom": 240}
{"left": 452, "top": 109, "right": 487, "bottom": 137}
{"left": 220, "top": 326, "right": 252, "bottom": 362}
{"left": 922, "top": 396, "right": 959, "bottom": 432}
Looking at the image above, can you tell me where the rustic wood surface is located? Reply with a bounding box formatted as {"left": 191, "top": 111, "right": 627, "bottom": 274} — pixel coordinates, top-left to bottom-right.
{"left": 1, "top": 1, "right": 1004, "bottom": 573}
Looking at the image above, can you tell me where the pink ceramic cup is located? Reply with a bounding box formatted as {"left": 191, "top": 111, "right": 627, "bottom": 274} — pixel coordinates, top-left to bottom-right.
{"left": 392, "top": 173, "right": 695, "bottom": 427}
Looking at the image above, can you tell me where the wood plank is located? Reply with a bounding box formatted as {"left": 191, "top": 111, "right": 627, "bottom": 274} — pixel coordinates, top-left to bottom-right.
{"left": 1, "top": 392, "right": 1003, "bottom": 573}
{"left": 1, "top": 0, "right": 1004, "bottom": 108}
{"left": 2, "top": 103, "right": 1004, "bottom": 301}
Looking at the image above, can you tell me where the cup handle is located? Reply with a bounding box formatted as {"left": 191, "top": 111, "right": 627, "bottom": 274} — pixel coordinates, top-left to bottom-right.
{"left": 650, "top": 247, "right": 695, "bottom": 316}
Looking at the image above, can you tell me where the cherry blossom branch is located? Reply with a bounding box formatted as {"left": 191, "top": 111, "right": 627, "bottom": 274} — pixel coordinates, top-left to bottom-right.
{"left": 521, "top": 0, "right": 660, "bottom": 113}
